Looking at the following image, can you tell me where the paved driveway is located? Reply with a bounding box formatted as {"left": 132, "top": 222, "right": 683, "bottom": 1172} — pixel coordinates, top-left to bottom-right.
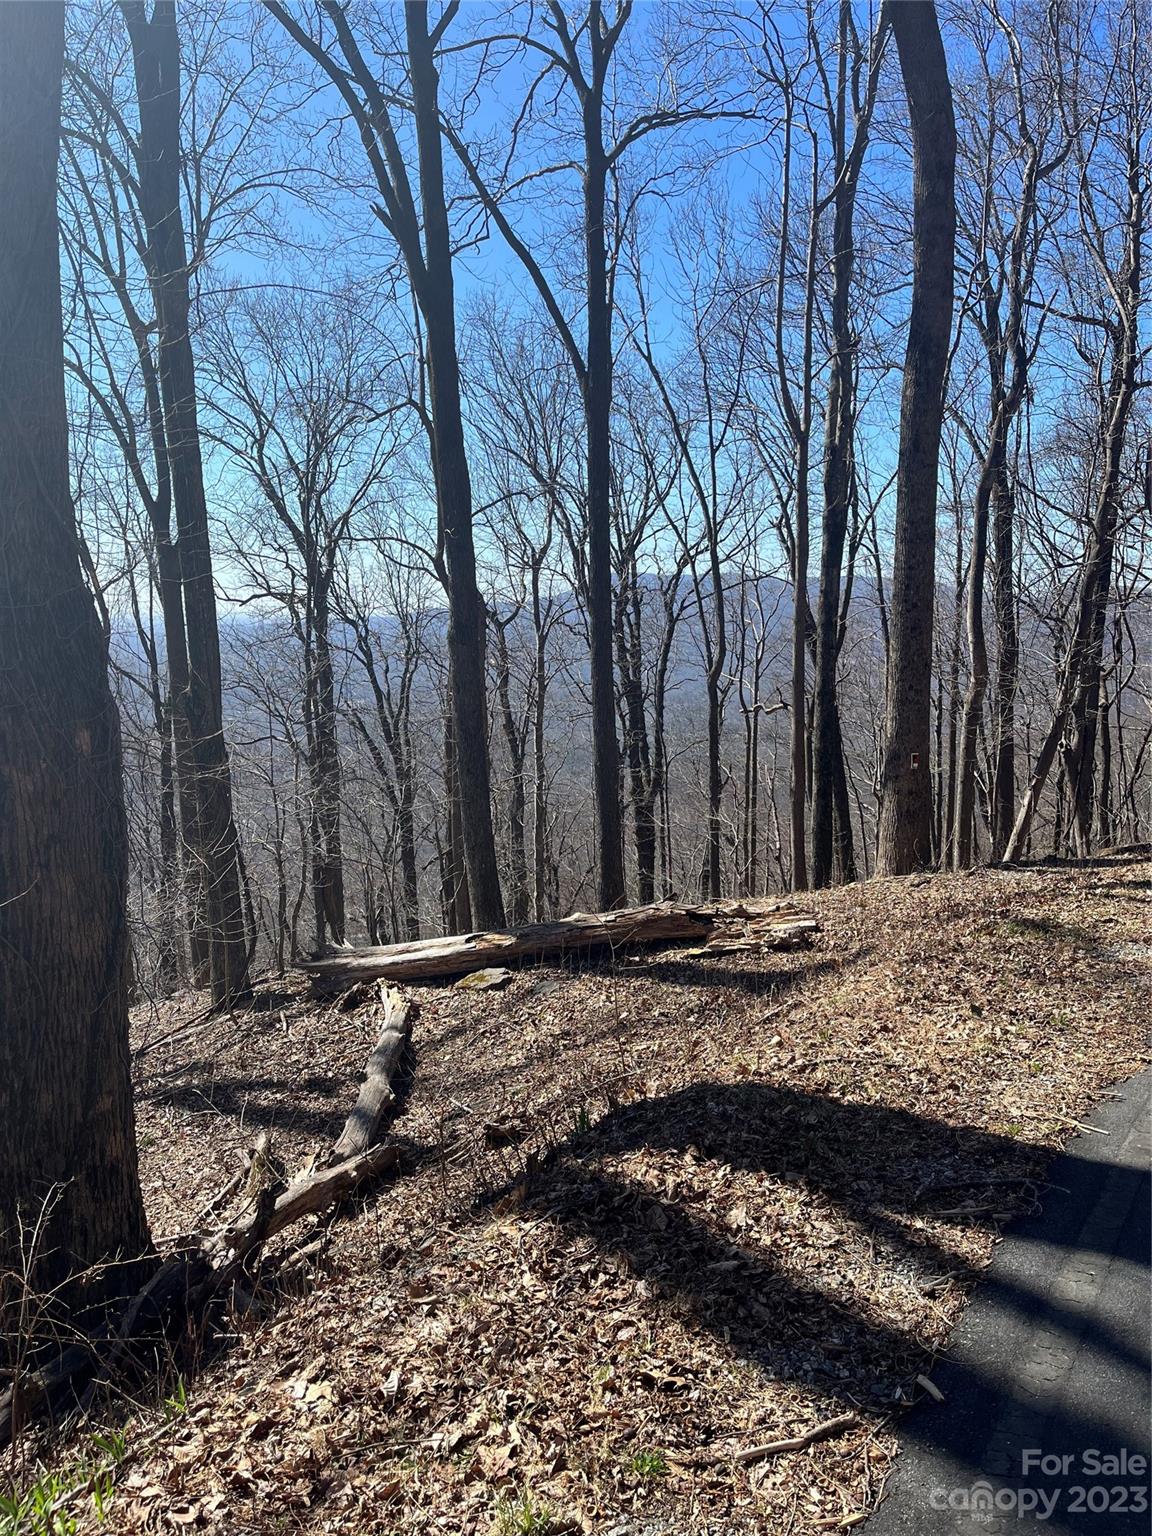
{"left": 865, "top": 1070, "right": 1151, "bottom": 1535}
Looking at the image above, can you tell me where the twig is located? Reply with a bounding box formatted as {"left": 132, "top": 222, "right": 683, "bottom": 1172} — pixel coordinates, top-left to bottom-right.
{"left": 675, "top": 1410, "right": 860, "bottom": 1467}
{"left": 1013, "top": 1110, "right": 1109, "bottom": 1135}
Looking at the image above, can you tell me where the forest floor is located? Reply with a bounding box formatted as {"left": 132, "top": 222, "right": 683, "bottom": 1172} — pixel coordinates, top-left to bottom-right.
{"left": 21, "top": 856, "right": 1152, "bottom": 1535}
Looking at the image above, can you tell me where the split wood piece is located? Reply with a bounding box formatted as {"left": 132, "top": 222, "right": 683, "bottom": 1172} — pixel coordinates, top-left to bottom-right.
{"left": 301, "top": 899, "right": 820, "bottom": 988}
{"left": 328, "top": 986, "right": 415, "bottom": 1163}
{"left": 672, "top": 1410, "right": 860, "bottom": 1467}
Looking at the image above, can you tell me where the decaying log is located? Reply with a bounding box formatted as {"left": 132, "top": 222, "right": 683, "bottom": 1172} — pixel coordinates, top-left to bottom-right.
{"left": 0, "top": 986, "right": 413, "bottom": 1449}
{"left": 212, "top": 1143, "right": 400, "bottom": 1269}
{"left": 0, "top": 1343, "right": 98, "bottom": 1447}
{"left": 301, "top": 899, "right": 819, "bottom": 988}
{"left": 328, "top": 986, "right": 414, "bottom": 1162}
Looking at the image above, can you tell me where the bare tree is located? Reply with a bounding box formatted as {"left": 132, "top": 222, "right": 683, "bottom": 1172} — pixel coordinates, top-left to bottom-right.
{"left": 875, "top": 0, "right": 957, "bottom": 875}
{"left": 117, "top": 0, "right": 252, "bottom": 1000}
{"left": 949, "top": 0, "right": 1067, "bottom": 867}
{"left": 265, "top": 0, "right": 506, "bottom": 926}
{"left": 740, "top": 17, "right": 822, "bottom": 892}
{"left": 442, "top": 2, "right": 741, "bottom": 907}
{"left": 811, "top": 0, "right": 885, "bottom": 887}
{"left": 1005, "top": 2, "right": 1147, "bottom": 860}
{"left": 634, "top": 207, "right": 753, "bottom": 897}
{"left": 204, "top": 287, "right": 402, "bottom": 948}
{"left": 340, "top": 548, "right": 430, "bottom": 943}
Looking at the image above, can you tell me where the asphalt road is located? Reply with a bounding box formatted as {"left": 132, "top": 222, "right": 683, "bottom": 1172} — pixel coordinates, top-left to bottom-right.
{"left": 864, "top": 1069, "right": 1151, "bottom": 1536}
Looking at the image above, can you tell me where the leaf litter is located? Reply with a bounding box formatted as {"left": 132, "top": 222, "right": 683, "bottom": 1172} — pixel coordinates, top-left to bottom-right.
{"left": 41, "top": 858, "right": 1152, "bottom": 1533}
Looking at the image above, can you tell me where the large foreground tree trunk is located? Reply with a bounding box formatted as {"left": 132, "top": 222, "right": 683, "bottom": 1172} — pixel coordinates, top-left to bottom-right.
{"left": 122, "top": 0, "right": 250, "bottom": 1004}
{"left": 0, "top": 0, "right": 150, "bottom": 1325}
{"left": 875, "top": 0, "right": 956, "bottom": 876}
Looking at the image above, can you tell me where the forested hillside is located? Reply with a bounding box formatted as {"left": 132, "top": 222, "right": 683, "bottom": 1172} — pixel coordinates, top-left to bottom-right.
{"left": 50, "top": 0, "right": 1148, "bottom": 994}
{"left": 0, "top": 0, "right": 1148, "bottom": 1532}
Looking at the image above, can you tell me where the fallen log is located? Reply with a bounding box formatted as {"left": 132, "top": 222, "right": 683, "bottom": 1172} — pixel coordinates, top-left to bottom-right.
{"left": 210, "top": 1142, "right": 401, "bottom": 1268}
{"left": 0, "top": 986, "right": 413, "bottom": 1449}
{"left": 328, "top": 986, "right": 414, "bottom": 1162}
{"left": 301, "top": 899, "right": 819, "bottom": 988}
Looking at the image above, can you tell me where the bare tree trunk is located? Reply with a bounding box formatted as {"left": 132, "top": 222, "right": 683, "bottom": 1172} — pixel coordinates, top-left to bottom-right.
{"left": 1006, "top": 324, "right": 1140, "bottom": 860}
{"left": 307, "top": 613, "right": 346, "bottom": 947}
{"left": 156, "top": 721, "right": 182, "bottom": 991}
{"left": 491, "top": 615, "right": 530, "bottom": 925}
{"left": 0, "top": 0, "right": 150, "bottom": 1319}
{"left": 396, "top": 776, "right": 420, "bottom": 943}
{"left": 953, "top": 440, "right": 997, "bottom": 868}
{"left": 790, "top": 484, "right": 810, "bottom": 893}
{"left": 265, "top": 0, "right": 505, "bottom": 926}
{"left": 441, "top": 698, "right": 473, "bottom": 934}
{"left": 615, "top": 567, "right": 657, "bottom": 904}
{"left": 876, "top": 0, "right": 956, "bottom": 876}
{"left": 405, "top": 4, "right": 505, "bottom": 927}
{"left": 989, "top": 467, "right": 1018, "bottom": 857}
{"left": 1006, "top": 25, "right": 1142, "bottom": 862}
{"left": 1094, "top": 679, "right": 1113, "bottom": 847}
{"left": 122, "top": 0, "right": 250, "bottom": 1003}
{"left": 932, "top": 631, "right": 945, "bottom": 865}
{"left": 531, "top": 560, "right": 550, "bottom": 922}
{"left": 944, "top": 512, "right": 963, "bottom": 858}
{"left": 812, "top": 0, "right": 877, "bottom": 889}
{"left": 582, "top": 51, "right": 625, "bottom": 910}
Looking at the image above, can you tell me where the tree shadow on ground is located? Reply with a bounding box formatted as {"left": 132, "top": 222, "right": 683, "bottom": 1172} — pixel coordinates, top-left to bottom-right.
{"left": 141, "top": 1039, "right": 421, "bottom": 1147}
{"left": 508, "top": 1079, "right": 1146, "bottom": 1463}
{"left": 142, "top": 1072, "right": 351, "bottom": 1141}
{"left": 620, "top": 954, "right": 843, "bottom": 996}
{"left": 1002, "top": 848, "right": 1150, "bottom": 872}
{"left": 995, "top": 914, "right": 1101, "bottom": 946}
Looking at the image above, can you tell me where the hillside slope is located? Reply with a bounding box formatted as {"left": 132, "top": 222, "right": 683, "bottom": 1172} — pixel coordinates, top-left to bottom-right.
{"left": 78, "top": 857, "right": 1151, "bottom": 1532}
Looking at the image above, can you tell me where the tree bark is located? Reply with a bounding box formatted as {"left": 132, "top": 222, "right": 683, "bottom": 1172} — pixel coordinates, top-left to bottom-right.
{"left": 303, "top": 900, "right": 820, "bottom": 987}
{"left": 491, "top": 614, "right": 530, "bottom": 925}
{"left": 615, "top": 566, "right": 657, "bottom": 904}
{"left": 876, "top": 0, "right": 956, "bottom": 875}
{"left": 989, "top": 466, "right": 1018, "bottom": 857}
{"left": 404, "top": 4, "right": 506, "bottom": 926}
{"left": 403, "top": 7, "right": 505, "bottom": 927}
{"left": 582, "top": 32, "right": 626, "bottom": 910}
{"left": 327, "top": 987, "right": 415, "bottom": 1162}
{"left": 441, "top": 695, "right": 473, "bottom": 935}
{"left": 0, "top": 0, "right": 150, "bottom": 1325}
{"left": 122, "top": 0, "right": 250, "bottom": 1003}
{"left": 812, "top": 0, "right": 875, "bottom": 889}
{"left": 953, "top": 440, "right": 996, "bottom": 868}
{"left": 305, "top": 594, "right": 346, "bottom": 948}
